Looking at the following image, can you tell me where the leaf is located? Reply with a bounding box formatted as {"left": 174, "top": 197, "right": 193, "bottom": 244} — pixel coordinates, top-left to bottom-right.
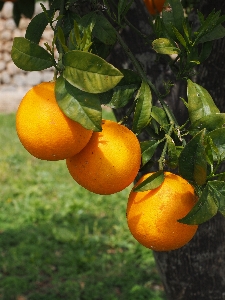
{"left": 207, "top": 128, "right": 225, "bottom": 161}
{"left": 55, "top": 76, "right": 102, "bottom": 132}
{"left": 193, "top": 136, "right": 207, "bottom": 186}
{"left": 178, "top": 182, "right": 219, "bottom": 225}
{"left": 140, "top": 140, "right": 161, "bottom": 166}
{"left": 162, "top": 0, "right": 184, "bottom": 40}
{"left": 166, "top": 135, "right": 179, "bottom": 169}
{"left": 11, "top": 37, "right": 54, "bottom": 71}
{"left": 25, "top": 10, "right": 53, "bottom": 44}
{"left": 151, "top": 106, "right": 169, "bottom": 131}
{"left": 187, "top": 80, "right": 220, "bottom": 124}
{"left": 152, "top": 38, "right": 180, "bottom": 55}
{"left": 209, "top": 181, "right": 225, "bottom": 216}
{"left": 92, "top": 14, "right": 117, "bottom": 45}
{"left": 134, "top": 171, "right": 165, "bottom": 192}
{"left": 198, "top": 24, "right": 225, "bottom": 43}
{"left": 132, "top": 81, "right": 152, "bottom": 134}
{"left": 63, "top": 50, "right": 123, "bottom": 93}
{"left": 179, "top": 130, "right": 207, "bottom": 182}
{"left": 189, "top": 113, "right": 225, "bottom": 135}
{"left": 198, "top": 41, "right": 213, "bottom": 63}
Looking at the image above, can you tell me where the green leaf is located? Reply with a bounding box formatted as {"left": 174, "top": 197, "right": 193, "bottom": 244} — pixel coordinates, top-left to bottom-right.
{"left": 134, "top": 171, "right": 165, "bottom": 192}
{"left": 152, "top": 38, "right": 180, "bottom": 55}
{"left": 207, "top": 128, "right": 225, "bottom": 161}
{"left": 189, "top": 113, "right": 225, "bottom": 135}
{"left": 193, "top": 136, "right": 207, "bottom": 186}
{"left": 55, "top": 76, "right": 102, "bottom": 132}
{"left": 198, "top": 24, "right": 225, "bottom": 43}
{"left": 15, "top": 0, "right": 35, "bottom": 19}
{"left": 198, "top": 41, "right": 213, "bottom": 63}
{"left": 162, "top": 0, "right": 184, "bottom": 40}
{"left": 209, "top": 181, "right": 225, "bottom": 216}
{"left": 172, "top": 27, "right": 187, "bottom": 48}
{"left": 151, "top": 106, "right": 169, "bottom": 131}
{"left": 166, "top": 135, "right": 179, "bottom": 169}
{"left": 179, "top": 130, "right": 207, "bottom": 182}
{"left": 63, "top": 50, "right": 123, "bottom": 93}
{"left": 25, "top": 10, "right": 53, "bottom": 44}
{"left": 11, "top": 37, "right": 54, "bottom": 71}
{"left": 178, "top": 182, "right": 218, "bottom": 225}
{"left": 187, "top": 80, "right": 220, "bottom": 124}
{"left": 140, "top": 140, "right": 161, "bottom": 166}
{"left": 132, "top": 81, "right": 152, "bottom": 134}
{"left": 92, "top": 14, "right": 117, "bottom": 45}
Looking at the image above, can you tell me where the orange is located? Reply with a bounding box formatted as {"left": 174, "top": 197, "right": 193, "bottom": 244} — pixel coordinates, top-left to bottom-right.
{"left": 16, "top": 82, "right": 93, "bottom": 161}
{"left": 66, "top": 119, "right": 141, "bottom": 195}
{"left": 143, "top": 0, "right": 166, "bottom": 15}
{"left": 126, "top": 172, "right": 198, "bottom": 251}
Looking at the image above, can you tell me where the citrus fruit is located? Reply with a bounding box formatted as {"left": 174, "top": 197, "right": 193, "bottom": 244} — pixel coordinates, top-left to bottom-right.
{"left": 126, "top": 172, "right": 198, "bottom": 251}
{"left": 66, "top": 119, "right": 141, "bottom": 195}
{"left": 16, "top": 82, "right": 93, "bottom": 161}
{"left": 143, "top": 0, "right": 166, "bottom": 15}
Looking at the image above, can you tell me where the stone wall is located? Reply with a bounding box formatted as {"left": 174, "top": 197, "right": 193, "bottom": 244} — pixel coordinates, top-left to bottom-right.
{"left": 0, "top": 1, "right": 55, "bottom": 113}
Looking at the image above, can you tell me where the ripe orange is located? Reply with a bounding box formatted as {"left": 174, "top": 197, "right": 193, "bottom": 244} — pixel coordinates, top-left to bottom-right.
{"left": 126, "top": 172, "right": 198, "bottom": 251}
{"left": 143, "top": 0, "right": 166, "bottom": 15}
{"left": 16, "top": 82, "right": 93, "bottom": 161}
{"left": 66, "top": 119, "right": 141, "bottom": 195}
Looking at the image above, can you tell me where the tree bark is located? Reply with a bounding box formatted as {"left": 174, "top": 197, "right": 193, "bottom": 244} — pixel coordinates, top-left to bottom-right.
{"left": 108, "top": 1, "right": 225, "bottom": 299}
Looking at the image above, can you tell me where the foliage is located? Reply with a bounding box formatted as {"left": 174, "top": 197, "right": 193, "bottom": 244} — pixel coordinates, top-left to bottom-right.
{"left": 0, "top": 113, "right": 165, "bottom": 300}
{"left": 6, "top": 0, "right": 225, "bottom": 225}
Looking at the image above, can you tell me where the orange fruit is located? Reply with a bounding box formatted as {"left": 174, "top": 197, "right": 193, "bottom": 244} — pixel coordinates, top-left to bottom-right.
{"left": 16, "top": 82, "right": 93, "bottom": 161}
{"left": 126, "top": 172, "right": 198, "bottom": 251}
{"left": 66, "top": 119, "right": 141, "bottom": 195}
{"left": 143, "top": 0, "right": 166, "bottom": 15}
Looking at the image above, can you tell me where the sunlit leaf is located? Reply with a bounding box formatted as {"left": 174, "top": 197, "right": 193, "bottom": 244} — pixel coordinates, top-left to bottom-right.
{"left": 132, "top": 81, "right": 152, "bottom": 134}
{"left": 187, "top": 80, "right": 219, "bottom": 124}
{"left": 166, "top": 135, "right": 179, "bottom": 169}
{"left": 134, "top": 171, "right": 164, "bottom": 192}
{"left": 151, "top": 106, "right": 169, "bottom": 131}
{"left": 63, "top": 50, "right": 123, "bottom": 93}
{"left": 55, "top": 76, "right": 102, "bottom": 131}
{"left": 152, "top": 38, "right": 180, "bottom": 55}
{"left": 11, "top": 37, "right": 54, "bottom": 71}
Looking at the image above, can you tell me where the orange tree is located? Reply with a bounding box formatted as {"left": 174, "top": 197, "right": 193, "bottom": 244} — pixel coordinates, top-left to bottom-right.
{"left": 4, "top": 0, "right": 225, "bottom": 298}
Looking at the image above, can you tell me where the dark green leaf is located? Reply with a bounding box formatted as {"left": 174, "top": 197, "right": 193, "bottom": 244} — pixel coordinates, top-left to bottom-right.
{"left": 198, "top": 24, "right": 225, "bottom": 43}
{"left": 172, "top": 27, "right": 187, "bottom": 48}
{"left": 55, "top": 76, "right": 102, "bottom": 132}
{"left": 0, "top": 2, "right": 4, "bottom": 11}
{"left": 11, "top": 37, "right": 54, "bottom": 71}
{"left": 132, "top": 81, "right": 152, "bottom": 134}
{"left": 178, "top": 182, "right": 218, "bottom": 225}
{"left": 209, "top": 181, "right": 225, "bottom": 216}
{"left": 198, "top": 41, "right": 213, "bottom": 63}
{"left": 162, "top": 0, "right": 184, "bottom": 40}
{"left": 179, "top": 130, "right": 206, "bottom": 182}
{"left": 189, "top": 113, "right": 225, "bottom": 135}
{"left": 152, "top": 38, "right": 180, "bottom": 55}
{"left": 207, "top": 128, "right": 225, "bottom": 161}
{"left": 141, "top": 140, "right": 161, "bottom": 166}
{"left": 193, "top": 136, "right": 207, "bottom": 186}
{"left": 134, "top": 171, "right": 165, "bottom": 192}
{"left": 187, "top": 80, "right": 220, "bottom": 124}
{"left": 92, "top": 15, "right": 117, "bottom": 45}
{"left": 13, "top": 2, "right": 21, "bottom": 26}
{"left": 63, "top": 50, "right": 123, "bottom": 93}
{"left": 25, "top": 10, "right": 53, "bottom": 44}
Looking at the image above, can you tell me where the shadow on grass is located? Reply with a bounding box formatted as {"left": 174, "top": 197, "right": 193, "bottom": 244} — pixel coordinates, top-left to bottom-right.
{"left": 0, "top": 212, "right": 165, "bottom": 300}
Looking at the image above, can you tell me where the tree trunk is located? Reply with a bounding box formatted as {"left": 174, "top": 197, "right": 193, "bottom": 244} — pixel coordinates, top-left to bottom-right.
{"left": 108, "top": 0, "right": 225, "bottom": 299}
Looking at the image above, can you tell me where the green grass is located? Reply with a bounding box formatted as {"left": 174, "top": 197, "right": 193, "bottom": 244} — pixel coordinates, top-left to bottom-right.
{"left": 0, "top": 113, "right": 165, "bottom": 300}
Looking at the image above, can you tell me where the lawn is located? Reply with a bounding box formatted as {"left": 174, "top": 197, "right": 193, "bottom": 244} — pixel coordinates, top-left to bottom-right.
{"left": 0, "top": 112, "right": 165, "bottom": 300}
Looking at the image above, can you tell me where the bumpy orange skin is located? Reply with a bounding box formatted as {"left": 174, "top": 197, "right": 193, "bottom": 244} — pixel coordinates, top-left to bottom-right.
{"left": 16, "top": 82, "right": 93, "bottom": 161}
{"left": 144, "top": 0, "right": 166, "bottom": 15}
{"left": 66, "top": 119, "right": 141, "bottom": 195}
{"left": 126, "top": 172, "right": 198, "bottom": 251}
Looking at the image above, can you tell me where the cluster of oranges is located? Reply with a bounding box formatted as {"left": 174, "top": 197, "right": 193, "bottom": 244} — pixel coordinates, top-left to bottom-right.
{"left": 16, "top": 82, "right": 198, "bottom": 252}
